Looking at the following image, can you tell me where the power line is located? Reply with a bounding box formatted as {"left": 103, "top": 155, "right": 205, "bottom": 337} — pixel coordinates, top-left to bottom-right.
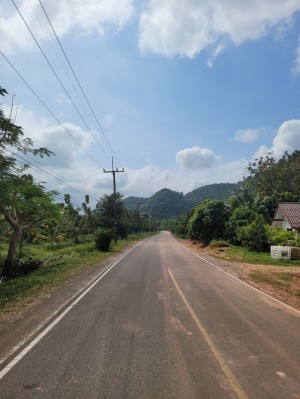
{"left": 12, "top": 150, "right": 98, "bottom": 202}
{"left": 4, "top": 149, "right": 87, "bottom": 208}
{"left": 0, "top": 50, "right": 103, "bottom": 169}
{"left": 37, "top": 0, "right": 124, "bottom": 169}
{"left": 11, "top": 0, "right": 111, "bottom": 164}
{"left": 24, "top": 0, "right": 91, "bottom": 119}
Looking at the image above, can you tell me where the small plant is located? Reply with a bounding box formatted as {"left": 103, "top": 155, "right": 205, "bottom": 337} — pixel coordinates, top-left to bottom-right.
{"left": 209, "top": 240, "right": 231, "bottom": 248}
{"left": 94, "top": 228, "right": 114, "bottom": 251}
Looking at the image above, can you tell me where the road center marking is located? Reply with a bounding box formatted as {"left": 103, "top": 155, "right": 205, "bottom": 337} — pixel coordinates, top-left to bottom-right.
{"left": 168, "top": 268, "right": 248, "bottom": 399}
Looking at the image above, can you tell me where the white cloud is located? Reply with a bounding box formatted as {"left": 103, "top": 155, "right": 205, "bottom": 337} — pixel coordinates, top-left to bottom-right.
{"left": 272, "top": 119, "right": 300, "bottom": 157}
{"left": 253, "top": 119, "right": 300, "bottom": 160}
{"left": 9, "top": 106, "right": 94, "bottom": 168}
{"left": 2, "top": 102, "right": 248, "bottom": 203}
{"left": 176, "top": 146, "right": 220, "bottom": 169}
{"left": 291, "top": 36, "right": 300, "bottom": 75}
{"left": 234, "top": 128, "right": 260, "bottom": 143}
{"left": 116, "top": 158, "right": 247, "bottom": 199}
{"left": 138, "top": 0, "right": 300, "bottom": 59}
{"left": 118, "top": 164, "right": 171, "bottom": 197}
{"left": 0, "top": 0, "right": 134, "bottom": 54}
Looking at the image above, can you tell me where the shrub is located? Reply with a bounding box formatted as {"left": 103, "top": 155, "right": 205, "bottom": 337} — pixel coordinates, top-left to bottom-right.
{"left": 267, "top": 227, "right": 295, "bottom": 246}
{"left": 239, "top": 214, "right": 269, "bottom": 252}
{"left": 225, "top": 207, "right": 258, "bottom": 245}
{"left": 94, "top": 228, "right": 113, "bottom": 251}
{"left": 187, "top": 200, "right": 229, "bottom": 245}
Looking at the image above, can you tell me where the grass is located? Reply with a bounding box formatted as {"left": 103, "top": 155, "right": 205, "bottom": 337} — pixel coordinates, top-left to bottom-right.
{"left": 0, "top": 233, "right": 154, "bottom": 318}
{"left": 249, "top": 270, "right": 291, "bottom": 288}
{"left": 214, "top": 245, "right": 300, "bottom": 267}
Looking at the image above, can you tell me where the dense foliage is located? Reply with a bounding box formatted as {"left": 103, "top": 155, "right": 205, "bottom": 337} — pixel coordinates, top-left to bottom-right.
{"left": 171, "top": 151, "right": 300, "bottom": 252}
{"left": 188, "top": 200, "right": 229, "bottom": 245}
{"left": 123, "top": 183, "right": 239, "bottom": 218}
{"left": 0, "top": 87, "right": 60, "bottom": 275}
{"left": 95, "top": 228, "right": 114, "bottom": 251}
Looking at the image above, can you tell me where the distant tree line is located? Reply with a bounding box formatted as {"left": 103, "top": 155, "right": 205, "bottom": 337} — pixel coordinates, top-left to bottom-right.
{"left": 163, "top": 150, "right": 300, "bottom": 252}
{"left": 123, "top": 183, "right": 239, "bottom": 219}
{"left": 0, "top": 86, "right": 157, "bottom": 277}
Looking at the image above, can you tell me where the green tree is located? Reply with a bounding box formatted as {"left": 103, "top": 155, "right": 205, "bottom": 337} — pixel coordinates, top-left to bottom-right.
{"left": 188, "top": 200, "right": 229, "bottom": 245}
{"left": 81, "top": 195, "right": 94, "bottom": 234}
{"left": 225, "top": 207, "right": 258, "bottom": 245}
{"left": 245, "top": 151, "right": 300, "bottom": 207}
{"left": 0, "top": 87, "right": 57, "bottom": 274}
{"left": 239, "top": 214, "right": 269, "bottom": 252}
{"left": 62, "top": 194, "right": 82, "bottom": 243}
{"left": 0, "top": 174, "right": 60, "bottom": 275}
{"left": 94, "top": 193, "right": 127, "bottom": 238}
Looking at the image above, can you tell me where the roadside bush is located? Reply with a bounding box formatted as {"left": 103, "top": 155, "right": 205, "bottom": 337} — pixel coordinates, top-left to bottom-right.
{"left": 95, "top": 228, "right": 113, "bottom": 251}
{"left": 239, "top": 215, "right": 269, "bottom": 252}
{"left": 293, "top": 235, "right": 300, "bottom": 247}
{"left": 225, "top": 207, "right": 258, "bottom": 245}
{"left": 267, "top": 227, "right": 295, "bottom": 246}
{"left": 188, "top": 200, "right": 229, "bottom": 245}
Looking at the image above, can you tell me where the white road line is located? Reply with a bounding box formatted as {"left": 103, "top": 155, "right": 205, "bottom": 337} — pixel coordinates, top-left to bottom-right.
{"left": 168, "top": 268, "right": 248, "bottom": 399}
{"left": 0, "top": 240, "right": 145, "bottom": 381}
{"left": 172, "top": 235, "right": 300, "bottom": 316}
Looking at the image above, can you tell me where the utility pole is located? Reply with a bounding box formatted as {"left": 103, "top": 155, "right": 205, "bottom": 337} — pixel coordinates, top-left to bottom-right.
{"left": 103, "top": 157, "right": 124, "bottom": 240}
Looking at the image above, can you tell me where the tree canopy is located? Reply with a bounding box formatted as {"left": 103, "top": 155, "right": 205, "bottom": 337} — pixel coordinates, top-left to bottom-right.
{"left": 0, "top": 87, "right": 58, "bottom": 275}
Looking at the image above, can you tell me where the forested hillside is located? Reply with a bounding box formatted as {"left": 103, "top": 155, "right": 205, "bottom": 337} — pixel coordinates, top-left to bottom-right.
{"left": 123, "top": 183, "right": 239, "bottom": 219}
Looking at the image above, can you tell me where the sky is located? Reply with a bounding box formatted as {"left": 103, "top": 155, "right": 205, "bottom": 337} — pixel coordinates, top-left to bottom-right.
{"left": 1, "top": 0, "right": 300, "bottom": 207}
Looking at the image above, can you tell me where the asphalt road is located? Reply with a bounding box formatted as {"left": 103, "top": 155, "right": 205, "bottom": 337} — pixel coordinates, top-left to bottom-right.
{"left": 0, "top": 232, "right": 299, "bottom": 398}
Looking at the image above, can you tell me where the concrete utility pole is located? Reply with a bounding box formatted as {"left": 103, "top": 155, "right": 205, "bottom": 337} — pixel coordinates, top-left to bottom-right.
{"left": 103, "top": 157, "right": 124, "bottom": 239}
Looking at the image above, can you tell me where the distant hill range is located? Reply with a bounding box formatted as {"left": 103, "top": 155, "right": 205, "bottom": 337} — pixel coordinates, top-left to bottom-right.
{"left": 123, "top": 182, "right": 240, "bottom": 219}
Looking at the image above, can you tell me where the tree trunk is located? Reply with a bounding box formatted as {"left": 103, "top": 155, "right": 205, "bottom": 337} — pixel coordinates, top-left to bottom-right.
{"left": 3, "top": 223, "right": 23, "bottom": 276}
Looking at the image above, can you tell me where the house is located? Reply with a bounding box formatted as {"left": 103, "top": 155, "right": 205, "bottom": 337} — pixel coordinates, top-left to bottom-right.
{"left": 271, "top": 202, "right": 300, "bottom": 234}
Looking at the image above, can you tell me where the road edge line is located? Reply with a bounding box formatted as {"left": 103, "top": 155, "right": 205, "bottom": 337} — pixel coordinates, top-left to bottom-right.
{"left": 172, "top": 235, "right": 300, "bottom": 316}
{"left": 0, "top": 239, "right": 146, "bottom": 381}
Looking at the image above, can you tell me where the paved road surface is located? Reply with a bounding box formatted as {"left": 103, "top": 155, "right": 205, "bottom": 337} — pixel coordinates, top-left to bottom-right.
{"left": 0, "top": 232, "right": 299, "bottom": 398}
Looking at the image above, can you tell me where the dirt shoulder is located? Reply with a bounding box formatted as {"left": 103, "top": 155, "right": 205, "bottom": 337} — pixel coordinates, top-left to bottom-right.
{"left": 177, "top": 239, "right": 300, "bottom": 311}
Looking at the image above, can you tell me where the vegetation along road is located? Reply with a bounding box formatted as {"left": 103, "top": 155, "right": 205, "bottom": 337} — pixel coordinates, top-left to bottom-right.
{"left": 0, "top": 231, "right": 299, "bottom": 398}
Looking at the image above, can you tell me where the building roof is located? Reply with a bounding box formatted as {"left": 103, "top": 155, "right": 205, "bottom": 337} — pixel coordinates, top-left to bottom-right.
{"left": 275, "top": 202, "right": 300, "bottom": 229}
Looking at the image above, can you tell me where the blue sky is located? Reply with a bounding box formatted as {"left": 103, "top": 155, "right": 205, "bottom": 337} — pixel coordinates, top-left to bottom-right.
{"left": 1, "top": 0, "right": 300, "bottom": 207}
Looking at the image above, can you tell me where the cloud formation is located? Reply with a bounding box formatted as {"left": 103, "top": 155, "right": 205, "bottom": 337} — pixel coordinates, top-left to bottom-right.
{"left": 292, "top": 36, "right": 300, "bottom": 75}
{"left": 138, "top": 0, "right": 300, "bottom": 59}
{"left": 234, "top": 128, "right": 260, "bottom": 143}
{"left": 253, "top": 119, "right": 300, "bottom": 160}
{"left": 12, "top": 106, "right": 94, "bottom": 168}
{"left": 0, "top": 0, "right": 134, "bottom": 53}
{"left": 176, "top": 146, "right": 220, "bottom": 169}
{"left": 272, "top": 119, "right": 300, "bottom": 157}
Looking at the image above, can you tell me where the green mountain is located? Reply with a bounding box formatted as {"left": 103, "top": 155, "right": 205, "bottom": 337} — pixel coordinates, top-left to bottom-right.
{"left": 123, "top": 183, "right": 239, "bottom": 219}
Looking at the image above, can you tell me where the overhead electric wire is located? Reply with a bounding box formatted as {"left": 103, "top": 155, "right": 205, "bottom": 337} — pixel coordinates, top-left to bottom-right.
{"left": 37, "top": 0, "right": 124, "bottom": 169}
{"left": 4, "top": 149, "right": 90, "bottom": 208}
{"left": 0, "top": 50, "right": 103, "bottom": 169}
{"left": 13, "top": 150, "right": 98, "bottom": 201}
{"left": 25, "top": 0, "right": 91, "bottom": 118}
{"left": 11, "top": 0, "right": 111, "bottom": 164}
